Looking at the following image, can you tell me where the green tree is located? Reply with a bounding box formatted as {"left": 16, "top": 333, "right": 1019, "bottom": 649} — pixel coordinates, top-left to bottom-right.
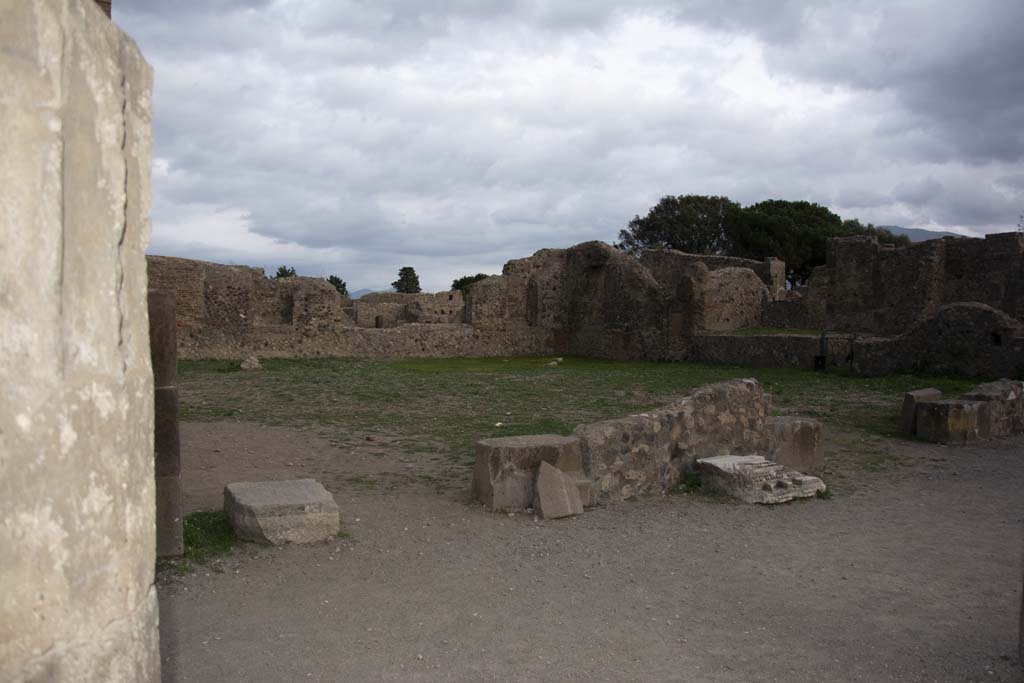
{"left": 326, "top": 275, "right": 348, "bottom": 296}
{"left": 729, "top": 201, "right": 907, "bottom": 285}
{"left": 616, "top": 195, "right": 741, "bottom": 256}
{"left": 274, "top": 265, "right": 297, "bottom": 279}
{"left": 451, "top": 273, "right": 489, "bottom": 293}
{"left": 392, "top": 266, "right": 421, "bottom": 294}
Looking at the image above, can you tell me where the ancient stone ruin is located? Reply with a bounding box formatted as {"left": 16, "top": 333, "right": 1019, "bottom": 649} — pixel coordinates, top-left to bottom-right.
{"left": 472, "top": 379, "right": 826, "bottom": 514}
{"left": 148, "top": 231, "right": 1024, "bottom": 377}
{"left": 902, "top": 379, "right": 1024, "bottom": 445}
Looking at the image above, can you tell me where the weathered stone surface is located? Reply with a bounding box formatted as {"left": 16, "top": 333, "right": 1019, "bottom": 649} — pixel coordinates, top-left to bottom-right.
{"left": 915, "top": 400, "right": 988, "bottom": 445}
{"left": 472, "top": 435, "right": 583, "bottom": 511}
{"left": 240, "top": 354, "right": 262, "bottom": 370}
{"left": 901, "top": 388, "right": 943, "bottom": 436}
{"left": 224, "top": 479, "right": 340, "bottom": 545}
{"left": 563, "top": 471, "right": 594, "bottom": 507}
{"left": 533, "top": 462, "right": 583, "bottom": 519}
{"left": 0, "top": 1, "right": 159, "bottom": 680}
{"left": 960, "top": 379, "right": 1024, "bottom": 437}
{"left": 768, "top": 416, "right": 824, "bottom": 474}
{"left": 155, "top": 476, "right": 184, "bottom": 557}
{"left": 697, "top": 455, "right": 826, "bottom": 504}
{"left": 574, "top": 379, "right": 771, "bottom": 503}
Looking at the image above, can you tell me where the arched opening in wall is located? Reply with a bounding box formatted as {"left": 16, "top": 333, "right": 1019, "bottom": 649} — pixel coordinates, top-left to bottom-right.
{"left": 991, "top": 332, "right": 1003, "bottom": 346}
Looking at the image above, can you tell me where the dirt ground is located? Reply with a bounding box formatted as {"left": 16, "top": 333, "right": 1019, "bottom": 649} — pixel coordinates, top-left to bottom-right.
{"left": 158, "top": 420, "right": 1024, "bottom": 682}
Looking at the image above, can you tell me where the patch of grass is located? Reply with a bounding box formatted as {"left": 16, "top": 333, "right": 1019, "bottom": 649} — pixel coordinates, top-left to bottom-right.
{"left": 182, "top": 511, "right": 239, "bottom": 564}
{"left": 176, "top": 356, "right": 980, "bottom": 493}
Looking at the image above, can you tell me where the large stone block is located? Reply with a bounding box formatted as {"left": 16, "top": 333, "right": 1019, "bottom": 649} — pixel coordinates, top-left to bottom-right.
{"left": 224, "top": 479, "right": 340, "bottom": 545}
{"left": 472, "top": 435, "right": 583, "bottom": 511}
{"left": 960, "top": 379, "right": 1024, "bottom": 438}
{"left": 768, "top": 416, "right": 824, "bottom": 474}
{"left": 915, "top": 400, "right": 988, "bottom": 445}
{"left": 900, "top": 388, "right": 942, "bottom": 436}
{"left": 697, "top": 455, "right": 826, "bottom": 504}
{"left": 0, "top": 1, "right": 158, "bottom": 679}
{"left": 533, "top": 462, "right": 583, "bottom": 519}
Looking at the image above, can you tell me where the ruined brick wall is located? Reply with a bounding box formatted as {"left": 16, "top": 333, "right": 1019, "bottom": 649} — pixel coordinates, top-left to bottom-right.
{"left": 822, "top": 233, "right": 1024, "bottom": 335}
{"left": 148, "top": 233, "right": 1024, "bottom": 377}
{"left": 146, "top": 256, "right": 354, "bottom": 357}
{"left": 640, "top": 249, "right": 785, "bottom": 298}
{"left": 353, "top": 291, "right": 464, "bottom": 327}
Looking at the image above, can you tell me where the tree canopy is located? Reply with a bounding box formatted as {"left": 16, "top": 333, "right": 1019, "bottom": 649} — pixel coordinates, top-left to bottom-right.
{"left": 392, "top": 266, "right": 422, "bottom": 294}
{"left": 326, "top": 274, "right": 348, "bottom": 296}
{"left": 451, "top": 273, "right": 489, "bottom": 293}
{"left": 618, "top": 195, "right": 909, "bottom": 285}
{"left": 274, "top": 265, "right": 297, "bottom": 278}
{"left": 616, "top": 195, "right": 739, "bottom": 256}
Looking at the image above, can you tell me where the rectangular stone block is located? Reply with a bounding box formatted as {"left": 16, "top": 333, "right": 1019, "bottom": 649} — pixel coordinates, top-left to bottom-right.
{"left": 224, "top": 479, "right": 340, "bottom": 545}
{"left": 960, "top": 379, "right": 1024, "bottom": 437}
{"left": 533, "top": 462, "right": 583, "bottom": 519}
{"left": 156, "top": 476, "right": 184, "bottom": 557}
{"left": 915, "top": 400, "right": 988, "bottom": 445}
{"left": 472, "top": 435, "right": 583, "bottom": 511}
{"left": 768, "top": 416, "right": 824, "bottom": 474}
{"left": 901, "top": 388, "right": 942, "bottom": 436}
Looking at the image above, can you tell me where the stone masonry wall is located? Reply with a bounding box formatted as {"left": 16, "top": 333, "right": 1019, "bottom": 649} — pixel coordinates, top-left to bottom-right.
{"left": 1, "top": 1, "right": 159, "bottom": 679}
{"left": 823, "top": 234, "right": 1024, "bottom": 335}
{"left": 574, "top": 379, "right": 771, "bottom": 502}
{"left": 150, "top": 232, "right": 1024, "bottom": 378}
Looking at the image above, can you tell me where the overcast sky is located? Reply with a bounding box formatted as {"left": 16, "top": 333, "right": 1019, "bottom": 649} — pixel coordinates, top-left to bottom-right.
{"left": 117, "top": 0, "right": 1024, "bottom": 292}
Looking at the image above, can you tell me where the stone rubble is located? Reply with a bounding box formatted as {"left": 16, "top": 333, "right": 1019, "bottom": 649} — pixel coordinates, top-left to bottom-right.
{"left": 696, "top": 455, "right": 826, "bottom": 504}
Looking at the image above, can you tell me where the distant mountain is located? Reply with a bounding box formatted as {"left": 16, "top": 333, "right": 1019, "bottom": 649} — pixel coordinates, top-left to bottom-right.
{"left": 877, "top": 225, "right": 963, "bottom": 242}
{"left": 349, "top": 288, "right": 374, "bottom": 299}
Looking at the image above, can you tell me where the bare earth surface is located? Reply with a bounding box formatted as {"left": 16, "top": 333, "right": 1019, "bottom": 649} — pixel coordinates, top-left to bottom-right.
{"left": 159, "top": 421, "right": 1024, "bottom": 682}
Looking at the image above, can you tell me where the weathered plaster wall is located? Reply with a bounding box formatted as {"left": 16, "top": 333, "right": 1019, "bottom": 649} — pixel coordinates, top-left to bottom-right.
{"left": 0, "top": 1, "right": 159, "bottom": 680}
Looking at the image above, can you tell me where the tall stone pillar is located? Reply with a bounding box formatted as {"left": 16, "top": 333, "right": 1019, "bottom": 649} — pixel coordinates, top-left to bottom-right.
{"left": 150, "top": 290, "right": 184, "bottom": 556}
{"left": 0, "top": 0, "right": 159, "bottom": 680}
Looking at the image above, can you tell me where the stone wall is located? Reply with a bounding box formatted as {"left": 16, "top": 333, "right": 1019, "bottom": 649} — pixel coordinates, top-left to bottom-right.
{"left": 822, "top": 234, "right": 1024, "bottom": 335}
{"left": 353, "top": 291, "right": 464, "bottom": 327}
{"left": 575, "top": 379, "right": 771, "bottom": 502}
{"left": 150, "top": 232, "right": 1024, "bottom": 378}
{"left": 1, "top": 1, "right": 159, "bottom": 679}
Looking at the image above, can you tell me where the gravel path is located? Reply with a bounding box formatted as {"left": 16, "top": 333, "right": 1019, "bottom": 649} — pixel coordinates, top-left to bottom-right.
{"left": 158, "top": 423, "right": 1024, "bottom": 682}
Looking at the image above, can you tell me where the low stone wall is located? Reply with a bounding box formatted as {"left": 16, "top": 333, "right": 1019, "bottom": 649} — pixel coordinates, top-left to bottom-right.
{"left": 574, "top": 379, "right": 772, "bottom": 502}
{"left": 471, "top": 379, "right": 826, "bottom": 511}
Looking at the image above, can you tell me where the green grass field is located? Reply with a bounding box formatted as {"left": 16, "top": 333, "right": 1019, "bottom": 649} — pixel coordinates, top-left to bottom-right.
{"left": 178, "top": 356, "right": 976, "bottom": 460}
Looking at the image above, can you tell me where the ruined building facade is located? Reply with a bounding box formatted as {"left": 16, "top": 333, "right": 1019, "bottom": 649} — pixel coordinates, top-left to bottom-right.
{"left": 147, "top": 232, "right": 1024, "bottom": 377}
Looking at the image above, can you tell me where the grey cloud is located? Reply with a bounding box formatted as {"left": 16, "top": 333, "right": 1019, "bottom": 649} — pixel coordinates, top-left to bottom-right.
{"left": 117, "top": 0, "right": 1024, "bottom": 292}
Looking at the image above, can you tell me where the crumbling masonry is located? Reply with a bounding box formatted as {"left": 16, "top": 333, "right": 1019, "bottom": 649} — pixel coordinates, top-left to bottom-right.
{"left": 148, "top": 231, "right": 1024, "bottom": 377}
